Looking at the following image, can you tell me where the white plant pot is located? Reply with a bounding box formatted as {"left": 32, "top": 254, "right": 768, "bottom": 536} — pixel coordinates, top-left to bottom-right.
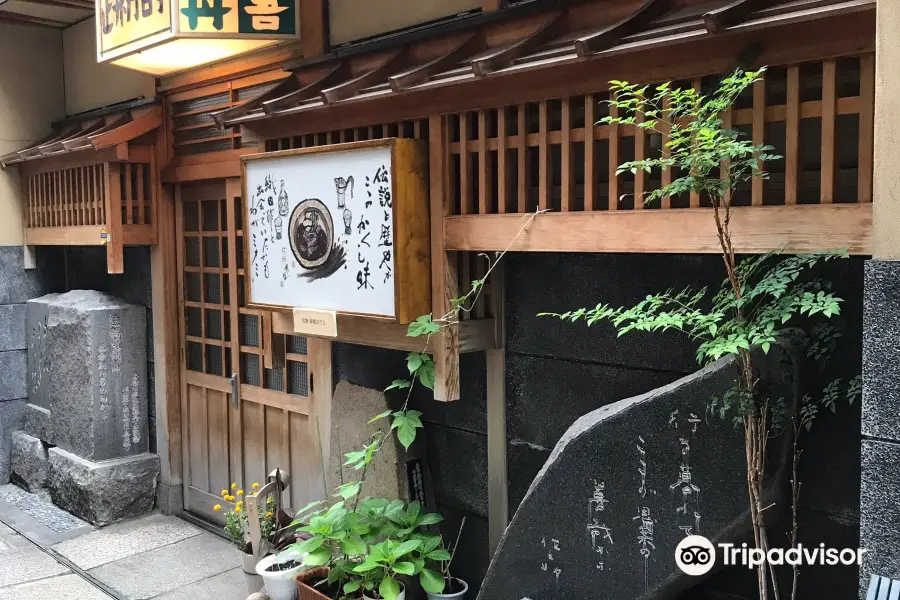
{"left": 240, "top": 550, "right": 264, "bottom": 595}
{"left": 363, "top": 583, "right": 406, "bottom": 600}
{"left": 426, "top": 577, "right": 468, "bottom": 600}
{"left": 256, "top": 549, "right": 307, "bottom": 600}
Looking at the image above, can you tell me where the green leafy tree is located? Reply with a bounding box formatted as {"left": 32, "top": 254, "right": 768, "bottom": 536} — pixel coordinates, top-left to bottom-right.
{"left": 543, "top": 69, "right": 856, "bottom": 600}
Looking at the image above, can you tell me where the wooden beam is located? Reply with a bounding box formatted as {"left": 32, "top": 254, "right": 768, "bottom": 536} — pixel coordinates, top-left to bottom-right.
{"left": 472, "top": 11, "right": 564, "bottom": 77}
{"left": 90, "top": 106, "right": 163, "bottom": 150}
{"left": 104, "top": 163, "right": 124, "bottom": 274}
{"left": 269, "top": 310, "right": 495, "bottom": 353}
{"left": 300, "top": 0, "right": 328, "bottom": 59}
{"left": 704, "top": 0, "right": 780, "bottom": 33}
{"left": 320, "top": 50, "right": 406, "bottom": 104}
{"left": 390, "top": 34, "right": 483, "bottom": 92}
{"left": 487, "top": 261, "right": 507, "bottom": 554}
{"left": 444, "top": 204, "right": 873, "bottom": 254}
{"left": 213, "top": 75, "right": 297, "bottom": 125}
{"left": 261, "top": 64, "right": 348, "bottom": 115}
{"left": 575, "top": 0, "right": 669, "bottom": 57}
{"left": 25, "top": 225, "right": 105, "bottom": 245}
{"left": 0, "top": 11, "right": 68, "bottom": 28}
{"left": 429, "top": 115, "right": 460, "bottom": 401}
{"left": 151, "top": 153, "right": 184, "bottom": 513}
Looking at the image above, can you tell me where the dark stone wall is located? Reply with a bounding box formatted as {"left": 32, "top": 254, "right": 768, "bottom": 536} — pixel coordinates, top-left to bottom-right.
{"left": 331, "top": 252, "right": 864, "bottom": 599}
{"left": 0, "top": 246, "right": 65, "bottom": 482}
{"left": 62, "top": 246, "right": 156, "bottom": 453}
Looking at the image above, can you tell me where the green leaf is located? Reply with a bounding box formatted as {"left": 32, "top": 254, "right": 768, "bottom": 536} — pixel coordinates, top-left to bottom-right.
{"left": 335, "top": 481, "right": 362, "bottom": 500}
{"left": 383, "top": 379, "right": 411, "bottom": 394}
{"left": 407, "top": 353, "right": 424, "bottom": 375}
{"left": 421, "top": 535, "right": 443, "bottom": 554}
{"left": 343, "top": 581, "right": 362, "bottom": 594}
{"left": 380, "top": 577, "right": 401, "bottom": 600}
{"left": 392, "top": 539, "right": 422, "bottom": 558}
{"left": 303, "top": 547, "right": 332, "bottom": 567}
{"left": 296, "top": 536, "right": 325, "bottom": 553}
{"left": 417, "top": 513, "right": 443, "bottom": 526}
{"left": 427, "top": 549, "right": 452, "bottom": 561}
{"left": 353, "top": 561, "right": 382, "bottom": 573}
{"left": 393, "top": 561, "right": 416, "bottom": 576}
{"left": 340, "top": 537, "right": 367, "bottom": 556}
{"left": 369, "top": 409, "right": 394, "bottom": 424}
{"left": 420, "top": 568, "right": 446, "bottom": 594}
{"left": 417, "top": 359, "right": 436, "bottom": 390}
{"left": 407, "top": 315, "right": 441, "bottom": 337}
{"left": 397, "top": 424, "right": 416, "bottom": 449}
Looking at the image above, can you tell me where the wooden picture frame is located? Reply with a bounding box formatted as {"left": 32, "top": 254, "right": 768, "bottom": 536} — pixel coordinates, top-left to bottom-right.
{"left": 240, "top": 138, "right": 431, "bottom": 324}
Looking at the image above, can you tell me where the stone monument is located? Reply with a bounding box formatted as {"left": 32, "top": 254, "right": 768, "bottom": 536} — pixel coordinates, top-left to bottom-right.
{"left": 11, "top": 290, "right": 158, "bottom": 526}
{"left": 477, "top": 344, "right": 798, "bottom": 600}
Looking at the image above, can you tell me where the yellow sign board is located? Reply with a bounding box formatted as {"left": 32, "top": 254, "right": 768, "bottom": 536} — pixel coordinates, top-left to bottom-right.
{"left": 97, "top": 0, "right": 173, "bottom": 57}
{"left": 292, "top": 308, "right": 338, "bottom": 338}
{"left": 96, "top": 0, "right": 299, "bottom": 69}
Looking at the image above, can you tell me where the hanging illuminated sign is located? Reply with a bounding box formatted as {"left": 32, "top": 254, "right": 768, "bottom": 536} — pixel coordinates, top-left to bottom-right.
{"left": 96, "top": 0, "right": 299, "bottom": 76}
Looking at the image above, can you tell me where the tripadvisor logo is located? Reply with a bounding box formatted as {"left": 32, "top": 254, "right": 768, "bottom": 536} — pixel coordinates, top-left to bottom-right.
{"left": 675, "top": 536, "right": 867, "bottom": 576}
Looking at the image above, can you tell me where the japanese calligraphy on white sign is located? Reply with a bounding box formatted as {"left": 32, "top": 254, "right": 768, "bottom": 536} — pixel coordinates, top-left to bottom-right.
{"left": 243, "top": 145, "right": 397, "bottom": 318}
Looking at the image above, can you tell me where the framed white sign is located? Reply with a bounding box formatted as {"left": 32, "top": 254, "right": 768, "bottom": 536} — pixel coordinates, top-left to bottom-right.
{"left": 241, "top": 139, "right": 430, "bottom": 323}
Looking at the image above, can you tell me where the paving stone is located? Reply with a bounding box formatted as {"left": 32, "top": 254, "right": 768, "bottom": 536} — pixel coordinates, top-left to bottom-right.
{"left": 0, "top": 485, "right": 88, "bottom": 534}
{"left": 48, "top": 448, "right": 159, "bottom": 527}
{"left": 53, "top": 513, "right": 203, "bottom": 570}
{"left": 0, "top": 573, "right": 112, "bottom": 600}
{"left": 152, "top": 567, "right": 248, "bottom": 600}
{"left": 0, "top": 545, "right": 68, "bottom": 587}
{"left": 10, "top": 430, "right": 48, "bottom": 490}
{"left": 88, "top": 533, "right": 239, "bottom": 600}
{"left": 0, "top": 304, "right": 25, "bottom": 351}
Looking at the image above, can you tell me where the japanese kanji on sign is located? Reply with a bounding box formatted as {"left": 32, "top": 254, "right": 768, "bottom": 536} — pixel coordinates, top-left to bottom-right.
{"left": 95, "top": 0, "right": 299, "bottom": 72}
{"left": 240, "top": 139, "right": 431, "bottom": 324}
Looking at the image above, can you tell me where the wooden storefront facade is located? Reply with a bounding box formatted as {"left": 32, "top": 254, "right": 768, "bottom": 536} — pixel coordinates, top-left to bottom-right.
{"left": 3, "top": 0, "right": 879, "bottom": 558}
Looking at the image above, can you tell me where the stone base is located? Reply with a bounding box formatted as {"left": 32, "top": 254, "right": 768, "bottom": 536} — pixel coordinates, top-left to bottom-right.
{"left": 10, "top": 431, "right": 48, "bottom": 491}
{"left": 48, "top": 447, "right": 159, "bottom": 526}
{"left": 22, "top": 403, "right": 51, "bottom": 443}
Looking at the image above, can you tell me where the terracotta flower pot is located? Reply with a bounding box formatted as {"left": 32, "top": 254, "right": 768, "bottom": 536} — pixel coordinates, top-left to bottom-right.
{"left": 296, "top": 567, "right": 332, "bottom": 600}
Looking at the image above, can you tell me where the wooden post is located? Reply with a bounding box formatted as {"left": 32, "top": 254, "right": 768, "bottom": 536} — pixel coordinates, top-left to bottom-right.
{"left": 429, "top": 115, "right": 461, "bottom": 402}
{"left": 309, "top": 336, "right": 333, "bottom": 497}
{"left": 300, "top": 0, "right": 327, "bottom": 58}
{"left": 104, "top": 163, "right": 124, "bottom": 274}
{"left": 487, "top": 261, "right": 507, "bottom": 553}
{"left": 152, "top": 178, "right": 184, "bottom": 514}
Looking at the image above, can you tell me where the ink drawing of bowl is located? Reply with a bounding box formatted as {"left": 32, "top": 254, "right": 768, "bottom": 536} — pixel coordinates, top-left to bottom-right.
{"left": 288, "top": 199, "right": 333, "bottom": 269}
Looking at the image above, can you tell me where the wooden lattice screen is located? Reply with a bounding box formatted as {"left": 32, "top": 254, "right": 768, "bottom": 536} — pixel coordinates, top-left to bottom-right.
{"left": 445, "top": 55, "right": 875, "bottom": 215}
{"left": 24, "top": 162, "right": 153, "bottom": 229}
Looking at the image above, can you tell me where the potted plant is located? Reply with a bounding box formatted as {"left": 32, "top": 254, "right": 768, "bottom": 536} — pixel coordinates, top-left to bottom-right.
{"left": 423, "top": 518, "right": 467, "bottom": 600}
{"left": 216, "top": 482, "right": 274, "bottom": 594}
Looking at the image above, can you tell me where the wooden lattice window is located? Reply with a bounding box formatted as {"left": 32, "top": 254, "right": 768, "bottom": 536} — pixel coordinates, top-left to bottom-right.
{"left": 445, "top": 55, "right": 875, "bottom": 215}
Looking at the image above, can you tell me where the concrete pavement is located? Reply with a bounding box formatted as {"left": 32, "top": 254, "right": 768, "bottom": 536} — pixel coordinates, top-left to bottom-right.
{"left": 0, "top": 485, "right": 249, "bottom": 600}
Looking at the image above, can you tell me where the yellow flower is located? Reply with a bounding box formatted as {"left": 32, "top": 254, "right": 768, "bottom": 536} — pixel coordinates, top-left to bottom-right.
{"left": 228, "top": 495, "right": 236, "bottom": 502}
{"left": 213, "top": 504, "right": 222, "bottom": 512}
{"left": 265, "top": 511, "right": 273, "bottom": 518}
{"left": 237, "top": 490, "right": 244, "bottom": 497}
{"left": 252, "top": 482, "right": 260, "bottom": 490}
{"left": 236, "top": 501, "right": 243, "bottom": 509}
{"left": 221, "top": 490, "right": 228, "bottom": 497}
{"left": 231, "top": 483, "right": 237, "bottom": 490}
{"left": 235, "top": 506, "right": 242, "bottom": 513}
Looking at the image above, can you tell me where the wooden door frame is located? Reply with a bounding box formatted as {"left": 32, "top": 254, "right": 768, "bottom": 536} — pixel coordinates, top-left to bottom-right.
{"left": 160, "top": 175, "right": 334, "bottom": 517}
